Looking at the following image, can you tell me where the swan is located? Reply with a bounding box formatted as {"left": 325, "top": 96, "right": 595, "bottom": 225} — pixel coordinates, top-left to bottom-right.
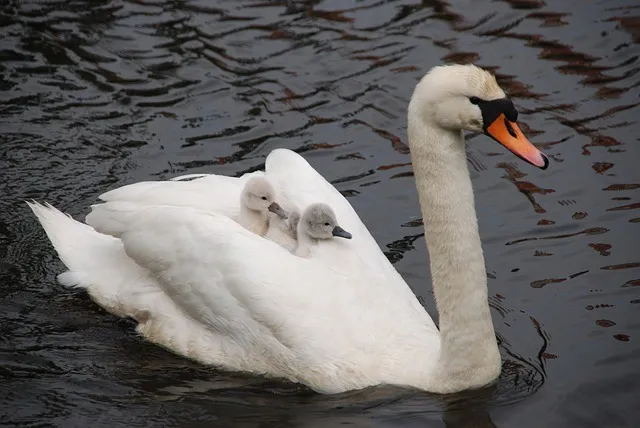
{"left": 28, "top": 64, "right": 549, "bottom": 395}
{"left": 292, "top": 203, "right": 352, "bottom": 257}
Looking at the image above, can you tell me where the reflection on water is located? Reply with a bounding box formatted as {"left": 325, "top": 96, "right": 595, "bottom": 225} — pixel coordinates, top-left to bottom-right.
{"left": 1, "top": 0, "right": 639, "bottom": 426}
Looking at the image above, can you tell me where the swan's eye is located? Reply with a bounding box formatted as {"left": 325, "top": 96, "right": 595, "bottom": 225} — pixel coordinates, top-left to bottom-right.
{"left": 324, "top": 222, "right": 330, "bottom": 226}
{"left": 261, "top": 196, "right": 268, "bottom": 201}
{"left": 469, "top": 96, "right": 482, "bottom": 105}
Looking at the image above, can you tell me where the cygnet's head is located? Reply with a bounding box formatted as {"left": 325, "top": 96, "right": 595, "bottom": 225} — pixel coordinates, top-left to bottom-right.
{"left": 408, "top": 64, "right": 548, "bottom": 170}
{"left": 299, "top": 203, "right": 352, "bottom": 240}
{"left": 241, "top": 177, "right": 287, "bottom": 219}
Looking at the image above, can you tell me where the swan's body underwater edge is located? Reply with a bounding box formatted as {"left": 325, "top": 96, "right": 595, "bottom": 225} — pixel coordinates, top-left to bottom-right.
{"left": 28, "top": 64, "right": 549, "bottom": 395}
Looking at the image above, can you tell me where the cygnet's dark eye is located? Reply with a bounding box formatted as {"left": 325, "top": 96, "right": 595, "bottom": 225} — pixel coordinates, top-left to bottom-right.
{"left": 324, "top": 222, "right": 330, "bottom": 226}
{"left": 469, "top": 96, "right": 482, "bottom": 105}
{"left": 261, "top": 196, "right": 268, "bottom": 201}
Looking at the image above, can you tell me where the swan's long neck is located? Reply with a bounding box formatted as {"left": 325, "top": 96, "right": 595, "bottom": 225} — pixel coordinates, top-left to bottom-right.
{"left": 407, "top": 105, "right": 501, "bottom": 389}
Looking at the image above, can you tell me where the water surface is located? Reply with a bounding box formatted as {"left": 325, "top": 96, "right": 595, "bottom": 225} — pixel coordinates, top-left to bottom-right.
{"left": 1, "top": 0, "right": 639, "bottom": 426}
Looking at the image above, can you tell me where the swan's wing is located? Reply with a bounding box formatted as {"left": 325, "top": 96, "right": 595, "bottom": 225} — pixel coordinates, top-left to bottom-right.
{"left": 86, "top": 171, "right": 264, "bottom": 234}
{"left": 119, "top": 205, "right": 437, "bottom": 373}
{"left": 98, "top": 171, "right": 262, "bottom": 204}
{"left": 86, "top": 186, "right": 242, "bottom": 236}
{"left": 264, "top": 149, "right": 400, "bottom": 278}
{"left": 120, "top": 205, "right": 343, "bottom": 339}
{"left": 86, "top": 200, "right": 211, "bottom": 238}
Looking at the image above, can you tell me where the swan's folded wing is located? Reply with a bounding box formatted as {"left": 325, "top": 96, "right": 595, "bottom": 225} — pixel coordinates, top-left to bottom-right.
{"left": 118, "top": 205, "right": 423, "bottom": 363}
{"left": 86, "top": 172, "right": 264, "bottom": 234}
{"left": 97, "top": 171, "right": 263, "bottom": 205}
{"left": 264, "top": 149, "right": 402, "bottom": 279}
{"left": 86, "top": 201, "right": 147, "bottom": 237}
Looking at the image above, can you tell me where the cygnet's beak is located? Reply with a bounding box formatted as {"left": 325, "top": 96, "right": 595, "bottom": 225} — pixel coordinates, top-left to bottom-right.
{"left": 484, "top": 113, "right": 548, "bottom": 170}
{"left": 268, "top": 202, "right": 288, "bottom": 219}
{"left": 332, "top": 225, "right": 352, "bottom": 240}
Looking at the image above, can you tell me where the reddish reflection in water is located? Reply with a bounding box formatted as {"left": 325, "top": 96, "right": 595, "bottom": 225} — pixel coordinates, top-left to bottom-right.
{"left": 604, "top": 184, "right": 640, "bottom": 191}
{"left": 596, "top": 319, "right": 617, "bottom": 328}
{"left": 377, "top": 162, "right": 412, "bottom": 171}
{"left": 531, "top": 278, "right": 566, "bottom": 288}
{"left": 507, "top": 227, "right": 609, "bottom": 245}
{"left": 592, "top": 161, "right": 615, "bottom": 174}
{"left": 601, "top": 262, "right": 640, "bottom": 271}
{"left": 497, "top": 162, "right": 555, "bottom": 213}
{"left": 305, "top": 7, "right": 353, "bottom": 24}
{"left": 583, "top": 136, "right": 623, "bottom": 156}
{"left": 607, "top": 202, "right": 640, "bottom": 212}
{"left": 589, "top": 243, "right": 612, "bottom": 256}
{"left": 607, "top": 15, "right": 640, "bottom": 43}
{"left": 537, "top": 219, "right": 556, "bottom": 226}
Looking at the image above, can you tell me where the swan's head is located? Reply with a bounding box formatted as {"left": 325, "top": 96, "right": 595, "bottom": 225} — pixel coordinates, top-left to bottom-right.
{"left": 300, "top": 203, "right": 352, "bottom": 240}
{"left": 408, "top": 64, "right": 548, "bottom": 169}
{"left": 241, "top": 177, "right": 287, "bottom": 219}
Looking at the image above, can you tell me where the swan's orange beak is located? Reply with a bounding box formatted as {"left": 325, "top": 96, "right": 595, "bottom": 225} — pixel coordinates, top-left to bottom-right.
{"left": 485, "top": 113, "right": 549, "bottom": 170}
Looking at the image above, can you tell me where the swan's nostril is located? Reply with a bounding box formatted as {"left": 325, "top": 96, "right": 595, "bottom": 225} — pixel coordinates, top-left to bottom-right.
{"left": 504, "top": 117, "right": 517, "bottom": 138}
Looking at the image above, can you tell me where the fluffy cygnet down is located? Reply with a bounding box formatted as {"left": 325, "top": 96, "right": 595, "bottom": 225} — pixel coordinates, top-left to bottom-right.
{"left": 238, "top": 177, "right": 287, "bottom": 236}
{"left": 265, "top": 210, "right": 300, "bottom": 252}
{"left": 265, "top": 203, "right": 351, "bottom": 255}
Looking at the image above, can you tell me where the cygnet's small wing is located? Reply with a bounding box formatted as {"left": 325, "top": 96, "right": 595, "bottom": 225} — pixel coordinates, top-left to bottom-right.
{"left": 264, "top": 211, "right": 298, "bottom": 252}
{"left": 287, "top": 211, "right": 301, "bottom": 239}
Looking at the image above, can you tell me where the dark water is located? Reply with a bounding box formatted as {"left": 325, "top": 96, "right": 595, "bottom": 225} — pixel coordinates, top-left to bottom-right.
{"left": 1, "top": 0, "right": 639, "bottom": 426}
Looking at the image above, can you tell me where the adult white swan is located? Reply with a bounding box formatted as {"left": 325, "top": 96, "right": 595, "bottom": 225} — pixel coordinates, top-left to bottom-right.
{"left": 28, "top": 64, "right": 548, "bottom": 395}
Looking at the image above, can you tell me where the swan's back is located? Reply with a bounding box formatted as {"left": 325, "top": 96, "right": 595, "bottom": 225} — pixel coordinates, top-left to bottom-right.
{"left": 86, "top": 172, "right": 264, "bottom": 235}
{"left": 265, "top": 150, "right": 431, "bottom": 311}
{"left": 118, "top": 205, "right": 440, "bottom": 392}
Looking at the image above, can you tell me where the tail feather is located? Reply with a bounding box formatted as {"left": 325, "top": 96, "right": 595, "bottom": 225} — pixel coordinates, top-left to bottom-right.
{"left": 27, "top": 201, "right": 286, "bottom": 372}
{"left": 28, "top": 201, "right": 116, "bottom": 269}
{"left": 27, "top": 201, "right": 157, "bottom": 319}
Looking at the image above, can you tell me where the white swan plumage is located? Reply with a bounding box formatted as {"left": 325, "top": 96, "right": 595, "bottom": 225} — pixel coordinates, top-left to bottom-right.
{"left": 28, "top": 64, "right": 548, "bottom": 395}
